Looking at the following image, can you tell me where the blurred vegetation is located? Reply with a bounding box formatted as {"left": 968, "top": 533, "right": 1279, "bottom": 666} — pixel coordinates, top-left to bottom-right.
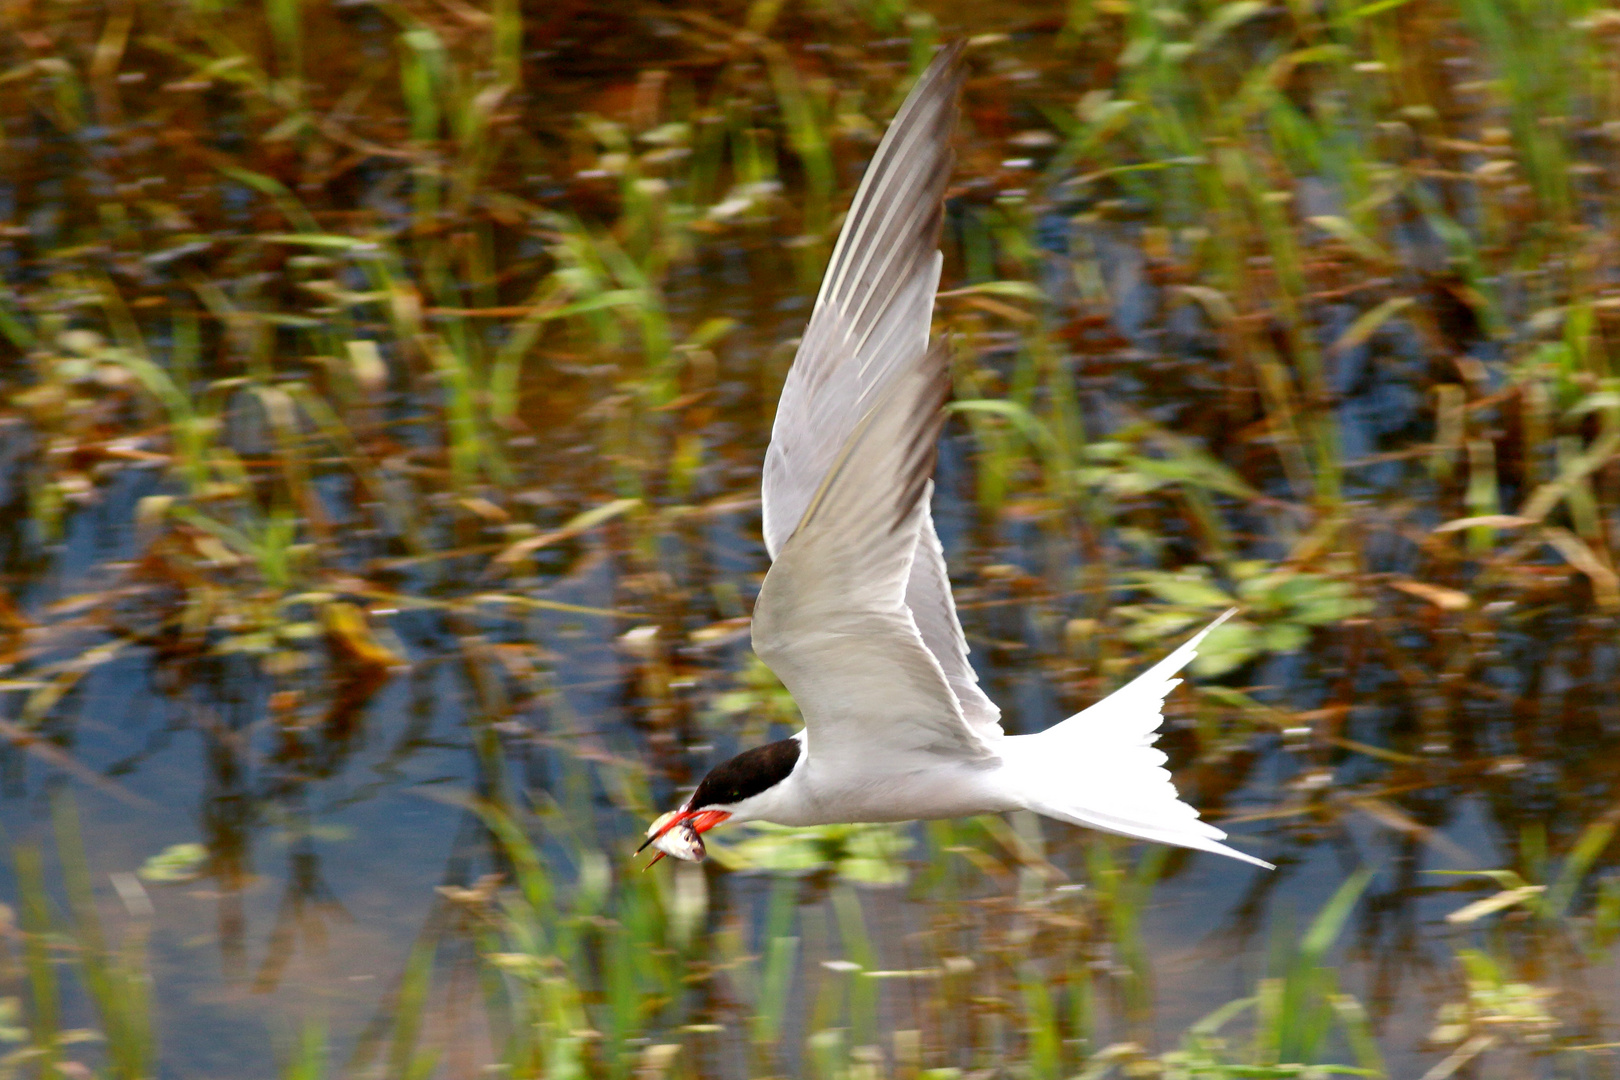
{"left": 3, "top": 0, "right": 1620, "bottom": 1074}
{"left": 6, "top": 796, "right": 1618, "bottom": 1078}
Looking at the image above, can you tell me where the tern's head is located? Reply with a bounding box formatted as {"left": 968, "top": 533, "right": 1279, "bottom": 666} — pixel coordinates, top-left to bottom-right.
{"left": 638, "top": 737, "right": 803, "bottom": 866}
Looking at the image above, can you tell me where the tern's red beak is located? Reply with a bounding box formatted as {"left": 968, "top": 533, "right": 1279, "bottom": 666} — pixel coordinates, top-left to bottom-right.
{"left": 637, "top": 809, "right": 733, "bottom": 867}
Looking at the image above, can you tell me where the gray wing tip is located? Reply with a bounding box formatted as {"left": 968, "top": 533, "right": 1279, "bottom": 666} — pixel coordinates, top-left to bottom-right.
{"left": 761, "top": 40, "right": 966, "bottom": 556}
{"left": 894, "top": 342, "right": 953, "bottom": 529}
{"left": 922, "top": 39, "right": 969, "bottom": 91}
{"left": 791, "top": 339, "right": 952, "bottom": 546}
{"left": 888, "top": 340, "right": 953, "bottom": 530}
{"left": 895, "top": 41, "right": 967, "bottom": 148}
{"left": 810, "top": 36, "right": 966, "bottom": 325}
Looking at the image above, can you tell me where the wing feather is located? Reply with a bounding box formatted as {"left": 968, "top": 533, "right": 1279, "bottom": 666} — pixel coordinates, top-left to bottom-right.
{"left": 752, "top": 343, "right": 996, "bottom": 768}
{"left": 756, "top": 41, "right": 1001, "bottom": 747}
{"left": 762, "top": 42, "right": 964, "bottom": 556}
{"left": 906, "top": 503, "right": 1001, "bottom": 735}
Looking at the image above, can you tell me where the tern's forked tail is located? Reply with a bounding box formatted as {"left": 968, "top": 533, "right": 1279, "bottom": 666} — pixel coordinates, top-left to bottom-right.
{"left": 1002, "top": 611, "right": 1273, "bottom": 869}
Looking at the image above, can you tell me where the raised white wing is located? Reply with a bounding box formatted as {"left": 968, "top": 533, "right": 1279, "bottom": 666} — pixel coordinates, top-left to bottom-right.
{"left": 758, "top": 41, "right": 1002, "bottom": 741}
{"left": 905, "top": 500, "right": 1001, "bottom": 735}
{"left": 752, "top": 343, "right": 997, "bottom": 769}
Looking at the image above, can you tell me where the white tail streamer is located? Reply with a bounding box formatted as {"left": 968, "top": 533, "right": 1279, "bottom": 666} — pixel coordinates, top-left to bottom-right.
{"left": 999, "top": 610, "right": 1273, "bottom": 868}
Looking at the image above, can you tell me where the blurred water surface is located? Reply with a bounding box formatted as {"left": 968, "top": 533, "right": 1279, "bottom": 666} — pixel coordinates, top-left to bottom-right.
{"left": 3, "top": 1, "right": 1620, "bottom": 1076}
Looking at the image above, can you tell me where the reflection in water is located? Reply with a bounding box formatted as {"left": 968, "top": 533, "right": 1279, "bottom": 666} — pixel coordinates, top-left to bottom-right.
{"left": 2, "top": 5, "right": 1620, "bottom": 1077}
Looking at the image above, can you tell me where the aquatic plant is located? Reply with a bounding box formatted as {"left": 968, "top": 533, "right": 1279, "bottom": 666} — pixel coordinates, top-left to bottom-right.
{"left": 2, "top": 0, "right": 1620, "bottom": 1075}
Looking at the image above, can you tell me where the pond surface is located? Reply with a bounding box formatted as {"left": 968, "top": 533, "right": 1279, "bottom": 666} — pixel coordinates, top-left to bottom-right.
{"left": 3, "top": 3, "right": 1620, "bottom": 1078}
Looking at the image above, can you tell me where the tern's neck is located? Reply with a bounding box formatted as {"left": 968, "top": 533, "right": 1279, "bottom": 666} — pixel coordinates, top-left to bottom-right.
{"left": 688, "top": 732, "right": 811, "bottom": 825}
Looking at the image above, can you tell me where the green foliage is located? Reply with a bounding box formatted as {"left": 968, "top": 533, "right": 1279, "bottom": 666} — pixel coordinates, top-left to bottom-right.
{"left": 1082, "top": 870, "right": 1384, "bottom": 1079}
{"left": 3, "top": 798, "right": 154, "bottom": 1079}
{"left": 710, "top": 654, "right": 802, "bottom": 736}
{"left": 1420, "top": 813, "right": 1620, "bottom": 1075}
{"left": 708, "top": 822, "right": 913, "bottom": 886}
{"left": 1429, "top": 949, "right": 1558, "bottom": 1049}
{"left": 9, "top": 799, "right": 1620, "bottom": 1079}
{"left": 1117, "top": 563, "right": 1370, "bottom": 675}
{"left": 5, "top": 0, "right": 1620, "bottom": 1077}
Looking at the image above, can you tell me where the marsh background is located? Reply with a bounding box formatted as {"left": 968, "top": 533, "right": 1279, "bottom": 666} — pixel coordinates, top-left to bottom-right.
{"left": 2, "top": 0, "right": 1619, "bottom": 1076}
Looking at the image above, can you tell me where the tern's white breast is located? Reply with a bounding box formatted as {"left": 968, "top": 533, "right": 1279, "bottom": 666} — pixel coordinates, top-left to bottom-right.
{"left": 748, "top": 755, "right": 1017, "bottom": 826}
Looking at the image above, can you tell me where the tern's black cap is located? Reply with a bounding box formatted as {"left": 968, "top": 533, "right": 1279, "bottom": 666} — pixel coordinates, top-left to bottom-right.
{"left": 689, "top": 738, "right": 801, "bottom": 809}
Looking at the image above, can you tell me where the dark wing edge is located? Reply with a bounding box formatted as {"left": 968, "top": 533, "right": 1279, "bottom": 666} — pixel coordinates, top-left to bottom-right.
{"left": 752, "top": 341, "right": 995, "bottom": 763}
{"left": 761, "top": 41, "right": 966, "bottom": 558}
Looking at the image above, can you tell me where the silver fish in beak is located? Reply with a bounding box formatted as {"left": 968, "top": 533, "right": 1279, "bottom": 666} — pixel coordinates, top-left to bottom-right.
{"left": 638, "top": 808, "right": 730, "bottom": 867}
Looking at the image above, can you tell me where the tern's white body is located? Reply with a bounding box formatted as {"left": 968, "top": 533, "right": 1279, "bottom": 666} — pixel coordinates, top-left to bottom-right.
{"left": 718, "top": 732, "right": 1014, "bottom": 827}
{"left": 643, "top": 42, "right": 1270, "bottom": 871}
